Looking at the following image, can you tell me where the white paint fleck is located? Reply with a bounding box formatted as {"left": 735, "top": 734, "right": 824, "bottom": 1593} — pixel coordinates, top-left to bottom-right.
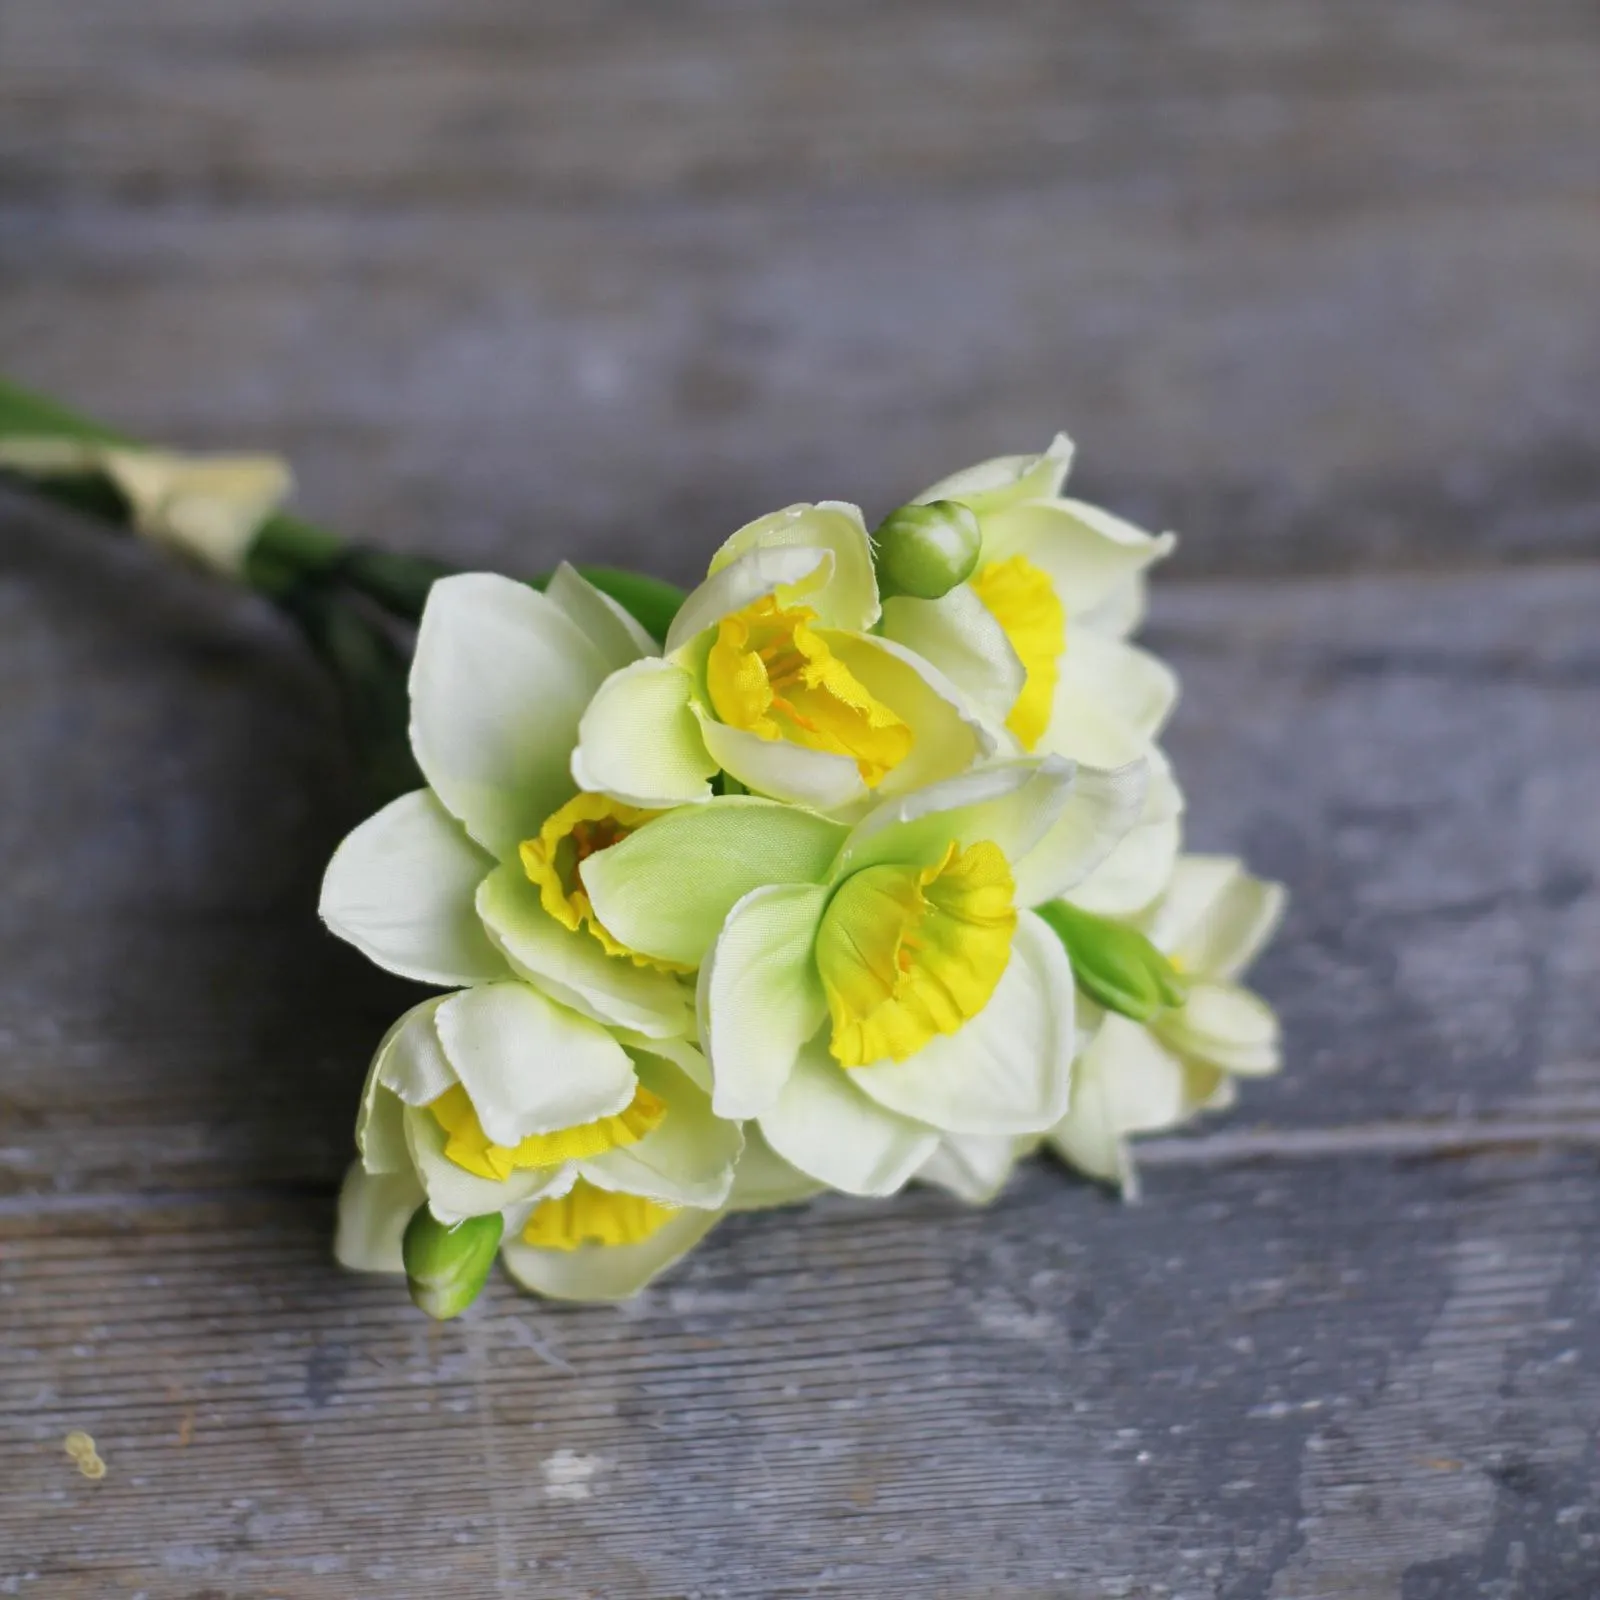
{"left": 541, "top": 1449, "right": 607, "bottom": 1500}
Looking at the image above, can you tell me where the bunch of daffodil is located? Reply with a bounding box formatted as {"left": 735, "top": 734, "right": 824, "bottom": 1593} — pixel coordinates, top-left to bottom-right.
{"left": 0, "top": 373, "right": 1287, "bottom": 1316}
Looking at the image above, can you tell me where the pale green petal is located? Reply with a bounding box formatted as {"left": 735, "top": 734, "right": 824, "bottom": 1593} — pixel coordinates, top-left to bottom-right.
{"left": 581, "top": 798, "right": 848, "bottom": 968}
{"left": 915, "top": 434, "right": 1074, "bottom": 515}
{"left": 1147, "top": 857, "right": 1287, "bottom": 980}
{"left": 1084, "top": 1012, "right": 1192, "bottom": 1134}
{"left": 579, "top": 1054, "right": 742, "bottom": 1209}
{"left": 727, "top": 1125, "right": 826, "bottom": 1212}
{"left": 374, "top": 996, "right": 457, "bottom": 1107}
{"left": 758, "top": 1038, "right": 938, "bottom": 1197}
{"left": 404, "top": 1102, "right": 571, "bottom": 1225}
{"left": 1068, "top": 816, "right": 1183, "bottom": 919}
{"left": 707, "top": 501, "right": 879, "bottom": 632}
{"left": 476, "top": 865, "right": 690, "bottom": 1039}
{"left": 357, "top": 1081, "right": 410, "bottom": 1176}
{"left": 916, "top": 1134, "right": 1027, "bottom": 1205}
{"left": 544, "top": 561, "right": 657, "bottom": 670}
{"left": 410, "top": 574, "right": 610, "bottom": 858}
{"left": 1155, "top": 980, "right": 1281, "bottom": 1076}
{"left": 571, "top": 659, "right": 718, "bottom": 807}
{"left": 697, "top": 711, "right": 868, "bottom": 812}
{"left": 434, "top": 981, "right": 637, "bottom": 1145}
{"left": 1045, "top": 1069, "right": 1134, "bottom": 1194}
{"left": 982, "top": 498, "right": 1176, "bottom": 620}
{"left": 1078, "top": 572, "right": 1149, "bottom": 640}
{"left": 834, "top": 757, "right": 1077, "bottom": 880}
{"left": 879, "top": 588, "right": 1025, "bottom": 727}
{"left": 617, "top": 1030, "right": 712, "bottom": 1094}
{"left": 850, "top": 911, "right": 1074, "bottom": 1135}
{"left": 824, "top": 630, "right": 994, "bottom": 796}
{"left": 699, "top": 883, "right": 830, "bottom": 1119}
{"left": 500, "top": 1206, "right": 721, "bottom": 1302}
{"left": 334, "top": 1163, "right": 424, "bottom": 1274}
{"left": 1057, "top": 630, "right": 1178, "bottom": 745}
{"left": 1010, "top": 759, "right": 1148, "bottom": 909}
{"left": 665, "top": 543, "right": 833, "bottom": 654}
{"left": 320, "top": 789, "right": 506, "bottom": 986}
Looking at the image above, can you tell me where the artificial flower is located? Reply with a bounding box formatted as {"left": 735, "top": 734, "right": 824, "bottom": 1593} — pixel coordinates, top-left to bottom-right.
{"left": 572, "top": 503, "right": 993, "bottom": 815}
{"left": 1047, "top": 854, "right": 1287, "bottom": 1194}
{"left": 579, "top": 756, "right": 1146, "bottom": 1197}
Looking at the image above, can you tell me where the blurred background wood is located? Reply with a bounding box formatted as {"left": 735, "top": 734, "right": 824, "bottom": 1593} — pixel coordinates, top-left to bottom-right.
{"left": 1, "top": 2, "right": 1598, "bottom": 1596}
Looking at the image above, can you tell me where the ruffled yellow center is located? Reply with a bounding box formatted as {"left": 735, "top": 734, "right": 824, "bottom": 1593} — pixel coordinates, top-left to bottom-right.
{"left": 521, "top": 793, "right": 687, "bottom": 972}
{"left": 969, "top": 554, "right": 1064, "bottom": 750}
{"left": 815, "top": 839, "right": 1017, "bottom": 1067}
{"left": 705, "top": 596, "right": 913, "bottom": 786}
{"left": 521, "top": 1180, "right": 680, "bottom": 1252}
{"left": 429, "top": 1082, "right": 667, "bottom": 1182}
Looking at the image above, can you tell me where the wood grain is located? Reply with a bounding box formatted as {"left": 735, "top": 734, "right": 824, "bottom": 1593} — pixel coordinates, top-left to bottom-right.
{"left": 3, "top": 0, "right": 1600, "bottom": 1592}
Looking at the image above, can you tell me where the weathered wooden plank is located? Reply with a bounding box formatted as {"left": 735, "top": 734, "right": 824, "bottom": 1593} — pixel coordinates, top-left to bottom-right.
{"left": 1, "top": 513, "right": 1595, "bottom": 1204}
{"left": 4, "top": 1152, "right": 1600, "bottom": 1597}
{"left": 2, "top": 0, "right": 1597, "bottom": 575}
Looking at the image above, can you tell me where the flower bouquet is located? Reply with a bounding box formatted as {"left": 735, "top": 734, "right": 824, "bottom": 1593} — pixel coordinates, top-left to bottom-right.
{"left": 0, "top": 377, "right": 1284, "bottom": 1316}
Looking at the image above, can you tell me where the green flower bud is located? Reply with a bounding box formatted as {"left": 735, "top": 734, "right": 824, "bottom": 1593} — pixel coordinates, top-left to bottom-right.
{"left": 401, "top": 1207, "right": 503, "bottom": 1320}
{"left": 1037, "top": 901, "right": 1189, "bottom": 1023}
{"left": 872, "top": 499, "right": 983, "bottom": 600}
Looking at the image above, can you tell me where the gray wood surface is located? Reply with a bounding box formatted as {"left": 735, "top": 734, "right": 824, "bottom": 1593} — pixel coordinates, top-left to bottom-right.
{"left": 2, "top": 3, "right": 1599, "bottom": 1595}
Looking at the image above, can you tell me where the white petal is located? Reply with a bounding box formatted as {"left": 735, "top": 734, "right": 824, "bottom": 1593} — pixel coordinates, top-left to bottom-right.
{"left": 434, "top": 981, "right": 637, "bottom": 1145}
{"left": 698, "top": 712, "right": 867, "bottom": 812}
{"left": 1155, "top": 980, "right": 1282, "bottom": 1076}
{"left": 581, "top": 798, "right": 848, "bottom": 969}
{"left": 544, "top": 561, "right": 657, "bottom": 670}
{"left": 356, "top": 1081, "right": 410, "bottom": 1176}
{"left": 409, "top": 573, "right": 610, "bottom": 858}
{"left": 983, "top": 498, "right": 1176, "bottom": 620}
{"left": 579, "top": 1053, "right": 742, "bottom": 1209}
{"left": 1148, "top": 857, "right": 1288, "bottom": 980}
{"left": 570, "top": 659, "right": 717, "bottom": 807}
{"left": 476, "top": 865, "right": 690, "bottom": 1039}
{"left": 1068, "top": 816, "right": 1183, "bottom": 919}
{"left": 320, "top": 789, "right": 506, "bottom": 986}
{"left": 879, "top": 588, "right": 1025, "bottom": 727}
{"left": 403, "top": 1102, "right": 571, "bottom": 1225}
{"left": 1045, "top": 1072, "right": 1135, "bottom": 1194}
{"left": 1077, "top": 572, "right": 1148, "bottom": 640}
{"left": 665, "top": 543, "right": 833, "bottom": 654}
{"left": 500, "top": 1206, "right": 721, "bottom": 1302}
{"left": 699, "top": 883, "right": 830, "bottom": 1119}
{"left": 1086, "top": 1012, "right": 1192, "bottom": 1134}
{"left": 824, "top": 630, "right": 994, "bottom": 796}
{"left": 851, "top": 912, "right": 1075, "bottom": 1135}
{"left": 727, "top": 1125, "right": 826, "bottom": 1211}
{"left": 758, "top": 1038, "right": 938, "bottom": 1197}
{"left": 836, "top": 756, "right": 1076, "bottom": 880}
{"left": 1035, "top": 633, "right": 1177, "bottom": 776}
{"left": 917, "top": 1134, "right": 1027, "bottom": 1205}
{"left": 1010, "top": 759, "right": 1148, "bottom": 909}
{"left": 374, "top": 995, "right": 457, "bottom": 1107}
{"left": 707, "top": 501, "right": 879, "bottom": 632}
{"left": 334, "top": 1163, "right": 423, "bottom": 1274}
{"left": 915, "top": 434, "right": 1074, "bottom": 513}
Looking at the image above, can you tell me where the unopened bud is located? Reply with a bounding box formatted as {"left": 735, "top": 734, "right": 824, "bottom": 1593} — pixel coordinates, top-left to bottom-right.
{"left": 873, "top": 499, "right": 982, "bottom": 600}
{"left": 1038, "top": 901, "right": 1188, "bottom": 1023}
{"left": 402, "top": 1207, "right": 503, "bottom": 1320}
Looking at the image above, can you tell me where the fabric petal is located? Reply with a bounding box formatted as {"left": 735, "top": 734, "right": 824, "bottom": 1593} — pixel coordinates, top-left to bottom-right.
{"left": 1149, "top": 857, "right": 1288, "bottom": 980}
{"left": 915, "top": 434, "right": 1075, "bottom": 515}
{"left": 374, "top": 995, "right": 457, "bottom": 1107}
{"left": 665, "top": 544, "right": 833, "bottom": 654}
{"left": 758, "top": 1038, "right": 938, "bottom": 1197}
{"left": 699, "top": 883, "right": 830, "bottom": 1119}
{"left": 834, "top": 757, "right": 1077, "bottom": 881}
{"left": 581, "top": 798, "right": 847, "bottom": 969}
{"left": 707, "top": 501, "right": 879, "bottom": 633}
{"left": 1009, "top": 759, "right": 1148, "bottom": 909}
{"left": 434, "top": 981, "right": 637, "bottom": 1145}
{"left": 476, "top": 865, "right": 690, "bottom": 1039}
{"left": 727, "top": 1126, "right": 827, "bottom": 1211}
{"left": 403, "top": 1102, "right": 572, "bottom": 1225}
{"left": 1068, "top": 816, "right": 1183, "bottom": 919}
{"left": 334, "top": 1163, "right": 424, "bottom": 1274}
{"left": 1155, "top": 980, "right": 1282, "bottom": 1076}
{"left": 1056, "top": 629, "right": 1179, "bottom": 745}
{"left": 579, "top": 1053, "right": 742, "bottom": 1208}
{"left": 850, "top": 911, "right": 1074, "bottom": 1135}
{"left": 500, "top": 1206, "right": 721, "bottom": 1302}
{"left": 570, "top": 659, "right": 718, "bottom": 807}
{"left": 410, "top": 573, "right": 610, "bottom": 858}
{"left": 320, "top": 789, "right": 506, "bottom": 986}
{"left": 544, "top": 561, "right": 657, "bottom": 671}
{"left": 697, "top": 712, "right": 868, "bottom": 812}
{"left": 917, "top": 1134, "right": 1028, "bottom": 1205}
{"left": 879, "top": 588, "right": 1025, "bottom": 728}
